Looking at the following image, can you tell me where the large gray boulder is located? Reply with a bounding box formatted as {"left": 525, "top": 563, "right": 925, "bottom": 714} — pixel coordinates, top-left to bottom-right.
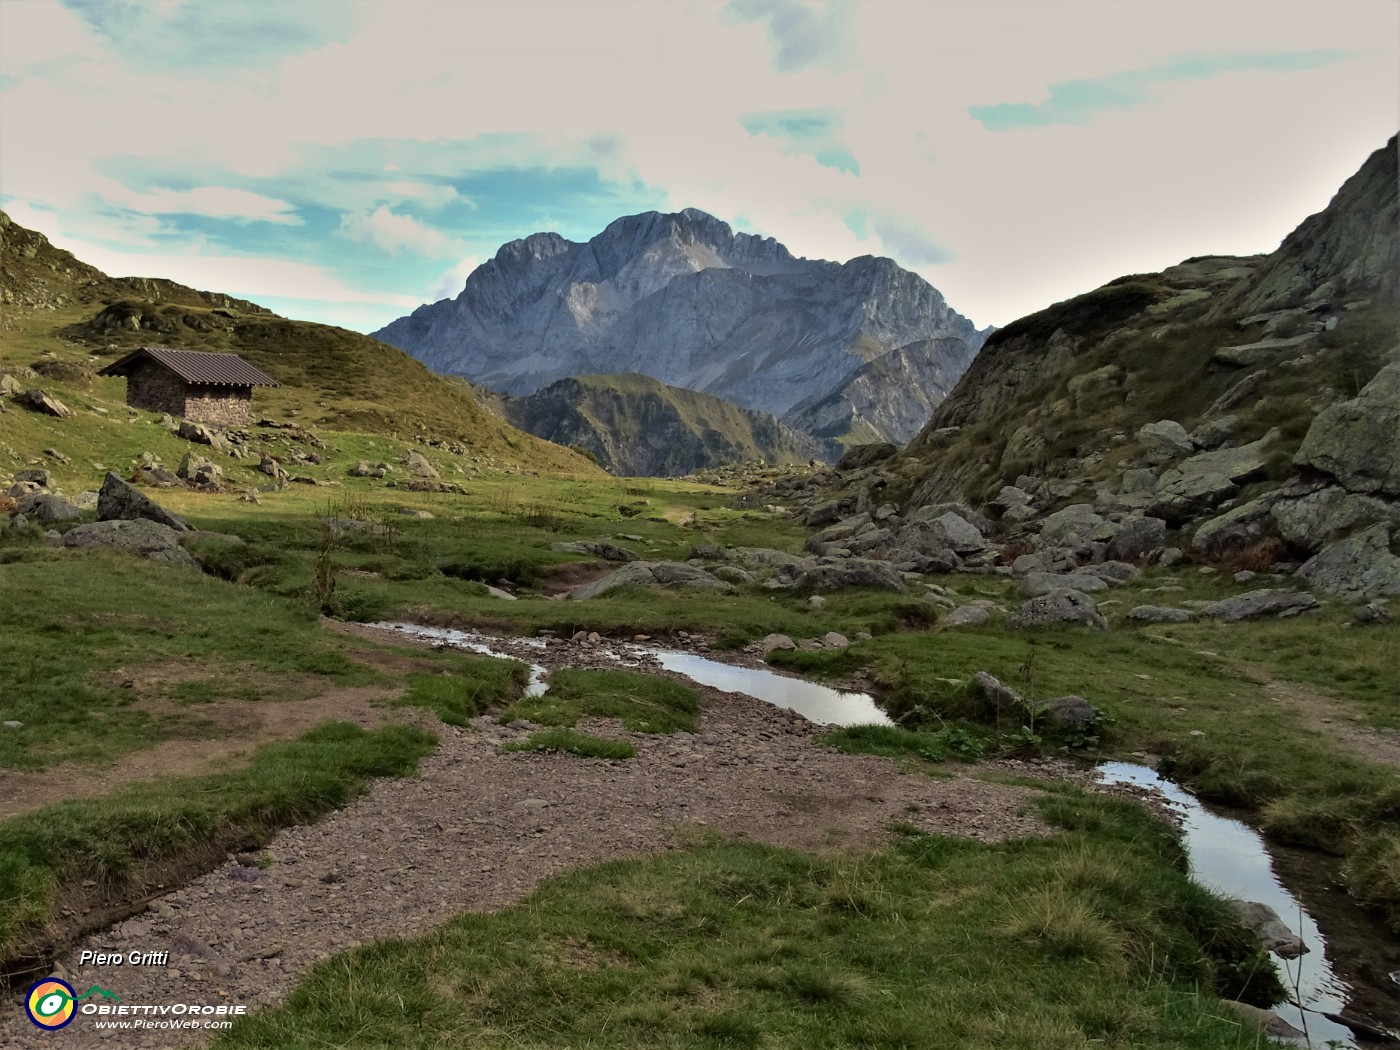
{"left": 907, "top": 502, "right": 995, "bottom": 536}
{"left": 14, "top": 492, "right": 82, "bottom": 524}
{"left": 177, "top": 420, "right": 224, "bottom": 448}
{"left": 731, "top": 546, "right": 809, "bottom": 571}
{"left": 1126, "top": 605, "right": 1196, "bottom": 624}
{"left": 1137, "top": 419, "right": 1194, "bottom": 464}
{"left": 1105, "top": 515, "right": 1167, "bottom": 563}
{"left": 1297, "top": 524, "right": 1400, "bottom": 601}
{"left": 1293, "top": 361, "right": 1400, "bottom": 497}
{"left": 62, "top": 519, "right": 199, "bottom": 568}
{"left": 1008, "top": 589, "right": 1109, "bottom": 630}
{"left": 902, "top": 511, "right": 988, "bottom": 554}
{"left": 1020, "top": 571, "right": 1109, "bottom": 597}
{"left": 1209, "top": 589, "right": 1321, "bottom": 622}
{"left": 1192, "top": 496, "right": 1278, "bottom": 555}
{"left": 1271, "top": 486, "right": 1400, "bottom": 554}
{"left": 794, "top": 557, "right": 906, "bottom": 593}
{"left": 1036, "top": 504, "right": 1116, "bottom": 550}
{"left": 97, "top": 473, "right": 190, "bottom": 532}
{"left": 18, "top": 388, "right": 73, "bottom": 419}
{"left": 1149, "top": 434, "right": 1275, "bottom": 524}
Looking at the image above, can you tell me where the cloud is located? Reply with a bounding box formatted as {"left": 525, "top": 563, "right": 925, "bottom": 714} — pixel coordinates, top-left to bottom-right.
{"left": 337, "top": 206, "right": 457, "bottom": 256}
{"left": 125, "top": 186, "right": 301, "bottom": 224}
{"left": 869, "top": 217, "right": 953, "bottom": 267}
{"left": 970, "top": 49, "right": 1353, "bottom": 131}
{"left": 429, "top": 257, "right": 480, "bottom": 302}
{"left": 726, "top": 0, "right": 852, "bottom": 74}
{"left": 59, "top": 0, "right": 361, "bottom": 72}
{"left": 740, "top": 108, "right": 860, "bottom": 174}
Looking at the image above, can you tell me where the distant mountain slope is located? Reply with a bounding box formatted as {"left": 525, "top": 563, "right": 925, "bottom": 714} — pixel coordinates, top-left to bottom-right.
{"left": 373, "top": 208, "right": 988, "bottom": 446}
{"left": 491, "top": 373, "right": 837, "bottom": 476}
{"left": 0, "top": 212, "right": 596, "bottom": 474}
{"left": 892, "top": 136, "right": 1398, "bottom": 511}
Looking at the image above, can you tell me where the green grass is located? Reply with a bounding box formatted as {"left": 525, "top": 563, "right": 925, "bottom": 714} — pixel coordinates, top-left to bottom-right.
{"left": 0, "top": 722, "right": 435, "bottom": 963}
{"left": 215, "top": 794, "right": 1279, "bottom": 1050}
{"left": 504, "top": 669, "right": 702, "bottom": 734}
{"left": 0, "top": 549, "right": 387, "bottom": 771}
{"left": 819, "top": 723, "right": 988, "bottom": 763}
{"left": 503, "top": 727, "right": 637, "bottom": 760}
{"left": 395, "top": 659, "right": 528, "bottom": 727}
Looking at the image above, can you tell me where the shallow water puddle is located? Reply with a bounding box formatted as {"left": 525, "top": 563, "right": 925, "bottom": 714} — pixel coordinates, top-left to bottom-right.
{"left": 1098, "top": 762, "right": 1357, "bottom": 1048}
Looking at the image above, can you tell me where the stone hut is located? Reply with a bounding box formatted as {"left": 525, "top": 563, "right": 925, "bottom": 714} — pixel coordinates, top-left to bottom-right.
{"left": 99, "top": 347, "right": 278, "bottom": 426}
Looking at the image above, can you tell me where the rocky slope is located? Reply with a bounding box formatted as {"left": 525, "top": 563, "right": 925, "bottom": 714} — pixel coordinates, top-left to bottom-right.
{"left": 490, "top": 373, "right": 837, "bottom": 476}
{"left": 373, "top": 209, "right": 988, "bottom": 446}
{"left": 744, "top": 136, "right": 1400, "bottom": 604}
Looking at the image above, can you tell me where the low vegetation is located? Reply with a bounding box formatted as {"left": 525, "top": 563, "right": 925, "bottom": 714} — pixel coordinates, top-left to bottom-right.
{"left": 504, "top": 668, "right": 702, "bottom": 734}
{"left": 503, "top": 728, "right": 637, "bottom": 760}
{"left": 215, "top": 794, "right": 1280, "bottom": 1050}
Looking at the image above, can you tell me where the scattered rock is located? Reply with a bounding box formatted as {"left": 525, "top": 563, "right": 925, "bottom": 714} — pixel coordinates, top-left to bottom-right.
{"left": 62, "top": 519, "right": 199, "bottom": 568}
{"left": 793, "top": 558, "right": 906, "bottom": 593}
{"left": 1293, "top": 360, "right": 1400, "bottom": 497}
{"left": 1220, "top": 1001, "right": 1307, "bottom": 1044}
{"left": 404, "top": 451, "right": 439, "bottom": 479}
{"left": 1126, "top": 605, "right": 1196, "bottom": 624}
{"left": 756, "top": 633, "right": 797, "bottom": 654}
{"left": 1209, "top": 589, "right": 1321, "bottom": 622}
{"left": 1354, "top": 601, "right": 1391, "bottom": 624}
{"left": 1229, "top": 901, "right": 1309, "bottom": 959}
{"left": 1297, "top": 524, "right": 1400, "bottom": 601}
{"left": 1036, "top": 695, "right": 1099, "bottom": 732}
{"left": 13, "top": 492, "right": 82, "bottom": 524}
{"left": 1104, "top": 515, "right": 1167, "bottom": 563}
{"left": 571, "top": 561, "right": 734, "bottom": 599}
{"left": 821, "top": 631, "right": 850, "bottom": 649}
{"left": 177, "top": 420, "right": 224, "bottom": 448}
{"left": 97, "top": 472, "right": 190, "bottom": 532}
{"left": 550, "top": 540, "right": 639, "bottom": 563}
{"left": 18, "top": 388, "right": 73, "bottom": 418}
{"left": 1008, "top": 589, "right": 1109, "bottom": 630}
{"left": 1150, "top": 434, "right": 1275, "bottom": 524}
{"left": 1137, "top": 419, "right": 1194, "bottom": 464}
{"left": 1020, "top": 571, "right": 1109, "bottom": 596}
{"left": 943, "top": 605, "right": 991, "bottom": 628}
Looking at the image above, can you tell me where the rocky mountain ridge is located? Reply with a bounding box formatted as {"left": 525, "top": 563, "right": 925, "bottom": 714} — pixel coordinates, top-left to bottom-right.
{"left": 733, "top": 136, "right": 1400, "bottom": 606}
{"left": 490, "top": 373, "right": 836, "bottom": 477}
{"left": 373, "top": 208, "right": 988, "bottom": 446}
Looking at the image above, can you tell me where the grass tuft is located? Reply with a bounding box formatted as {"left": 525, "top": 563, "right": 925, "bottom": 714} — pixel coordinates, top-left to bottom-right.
{"left": 504, "top": 668, "right": 701, "bottom": 734}
{"left": 503, "top": 728, "right": 636, "bottom": 760}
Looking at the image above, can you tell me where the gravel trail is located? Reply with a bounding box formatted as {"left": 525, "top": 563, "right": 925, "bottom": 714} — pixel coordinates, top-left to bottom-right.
{"left": 2, "top": 641, "right": 1058, "bottom": 1049}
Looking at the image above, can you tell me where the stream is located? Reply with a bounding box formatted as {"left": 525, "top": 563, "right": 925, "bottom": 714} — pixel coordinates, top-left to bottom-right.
{"left": 375, "top": 622, "right": 1390, "bottom": 1047}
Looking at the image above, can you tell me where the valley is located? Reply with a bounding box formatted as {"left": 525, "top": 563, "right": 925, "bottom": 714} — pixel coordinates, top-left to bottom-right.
{"left": 1, "top": 137, "right": 1398, "bottom": 1050}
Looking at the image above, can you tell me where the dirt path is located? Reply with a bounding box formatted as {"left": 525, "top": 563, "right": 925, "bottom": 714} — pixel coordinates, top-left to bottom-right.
{"left": 1256, "top": 675, "right": 1400, "bottom": 770}
{"left": 0, "top": 679, "right": 1053, "bottom": 1049}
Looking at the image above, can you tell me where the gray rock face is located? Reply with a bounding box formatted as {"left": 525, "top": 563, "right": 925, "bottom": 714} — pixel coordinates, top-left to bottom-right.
{"left": 177, "top": 420, "right": 223, "bottom": 447}
{"left": 1008, "top": 589, "right": 1109, "bottom": 630}
{"left": 1297, "top": 524, "right": 1400, "bottom": 601}
{"left": 18, "top": 388, "right": 72, "bottom": 418}
{"left": 1209, "top": 589, "right": 1321, "bottom": 622}
{"left": 97, "top": 472, "right": 190, "bottom": 532}
{"left": 1037, "top": 504, "right": 1114, "bottom": 550}
{"left": 571, "top": 560, "right": 734, "bottom": 599}
{"left": 1192, "top": 495, "right": 1279, "bottom": 554}
{"left": 62, "top": 519, "right": 198, "bottom": 568}
{"left": 404, "top": 451, "right": 439, "bottom": 479}
{"left": 1020, "top": 571, "right": 1109, "bottom": 597}
{"left": 1271, "top": 486, "right": 1400, "bottom": 553}
{"left": 903, "top": 511, "right": 987, "bottom": 554}
{"left": 1037, "top": 695, "right": 1099, "bottom": 732}
{"left": 1137, "top": 420, "right": 1194, "bottom": 463}
{"left": 1294, "top": 361, "right": 1400, "bottom": 497}
{"left": 1150, "top": 434, "right": 1275, "bottom": 524}
{"left": 373, "top": 208, "right": 987, "bottom": 446}
{"left": 1105, "top": 516, "right": 1167, "bottom": 563}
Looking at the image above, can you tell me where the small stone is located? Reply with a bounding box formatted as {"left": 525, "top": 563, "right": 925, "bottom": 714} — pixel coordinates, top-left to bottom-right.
{"left": 3, "top": 720, "right": 21, "bottom": 729}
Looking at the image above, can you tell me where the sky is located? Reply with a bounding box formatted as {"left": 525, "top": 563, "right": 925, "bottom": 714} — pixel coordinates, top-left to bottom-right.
{"left": 0, "top": 0, "right": 1396, "bottom": 334}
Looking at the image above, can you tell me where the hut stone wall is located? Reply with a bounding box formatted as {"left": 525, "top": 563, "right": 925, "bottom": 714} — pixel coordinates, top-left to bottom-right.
{"left": 124, "top": 359, "right": 188, "bottom": 417}
{"left": 184, "top": 386, "right": 253, "bottom": 426}
{"left": 122, "top": 359, "right": 255, "bottom": 425}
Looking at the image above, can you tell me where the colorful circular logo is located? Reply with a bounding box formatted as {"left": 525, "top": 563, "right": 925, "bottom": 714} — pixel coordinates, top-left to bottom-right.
{"left": 25, "top": 977, "right": 77, "bottom": 1030}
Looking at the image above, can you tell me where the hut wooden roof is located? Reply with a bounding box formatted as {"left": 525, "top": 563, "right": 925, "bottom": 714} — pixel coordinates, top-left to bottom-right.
{"left": 99, "top": 347, "right": 279, "bottom": 387}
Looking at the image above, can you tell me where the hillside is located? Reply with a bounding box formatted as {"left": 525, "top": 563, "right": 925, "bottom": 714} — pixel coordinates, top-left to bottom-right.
{"left": 0, "top": 211, "right": 597, "bottom": 475}
{"left": 373, "top": 208, "right": 989, "bottom": 447}
{"left": 492, "top": 373, "right": 838, "bottom": 476}
{"left": 864, "top": 136, "right": 1399, "bottom": 566}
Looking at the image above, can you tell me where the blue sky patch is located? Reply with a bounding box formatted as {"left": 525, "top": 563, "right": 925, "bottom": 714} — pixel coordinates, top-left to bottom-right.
{"left": 970, "top": 49, "right": 1353, "bottom": 131}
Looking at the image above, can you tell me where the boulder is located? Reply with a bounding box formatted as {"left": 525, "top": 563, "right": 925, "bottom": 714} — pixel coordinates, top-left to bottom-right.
{"left": 943, "top": 605, "right": 991, "bottom": 628}
{"left": 1209, "top": 370, "right": 1266, "bottom": 414}
{"left": 550, "top": 540, "right": 639, "bottom": 563}
{"left": 14, "top": 468, "right": 50, "bottom": 488}
{"left": 177, "top": 451, "right": 223, "bottom": 485}
{"left": 1081, "top": 561, "right": 1139, "bottom": 584}
{"left": 907, "top": 502, "right": 995, "bottom": 536}
{"left": 794, "top": 558, "right": 906, "bottom": 593}
{"left": 757, "top": 633, "right": 797, "bottom": 654}
{"left": 0, "top": 372, "right": 22, "bottom": 395}
{"left": 14, "top": 492, "right": 82, "bottom": 524}
{"left": 1354, "top": 601, "right": 1391, "bottom": 624}
{"left": 571, "top": 561, "right": 734, "bottom": 600}
{"left": 1219, "top": 1002, "right": 1307, "bottom": 1045}
{"left": 902, "top": 511, "right": 988, "bottom": 554}
{"left": 1036, "top": 695, "right": 1099, "bottom": 732}
{"left": 1293, "top": 361, "right": 1400, "bottom": 497}
{"left": 1189, "top": 415, "right": 1239, "bottom": 451}
{"left": 1020, "top": 571, "right": 1109, "bottom": 597}
{"left": 990, "top": 485, "right": 1035, "bottom": 515}
{"left": 1137, "top": 420, "right": 1194, "bottom": 464}
{"left": 1271, "top": 486, "right": 1400, "bottom": 553}
{"left": 18, "top": 388, "right": 72, "bottom": 418}
{"left": 1149, "top": 434, "right": 1275, "bottom": 524}
{"left": 258, "top": 454, "right": 288, "bottom": 480}
{"left": 177, "top": 420, "right": 224, "bottom": 448}
{"left": 404, "top": 450, "right": 439, "bottom": 479}
{"left": 1192, "top": 495, "right": 1278, "bottom": 555}
{"left": 821, "top": 631, "right": 850, "bottom": 649}
{"left": 1126, "top": 605, "right": 1196, "bottom": 624}
{"left": 1228, "top": 901, "right": 1308, "bottom": 959}
{"left": 1297, "top": 524, "right": 1400, "bottom": 601}
{"left": 1037, "top": 504, "right": 1115, "bottom": 550}
{"left": 61, "top": 519, "right": 198, "bottom": 568}
{"left": 97, "top": 472, "right": 190, "bottom": 532}
{"left": 970, "top": 672, "right": 1024, "bottom": 715}
{"left": 1104, "top": 516, "right": 1167, "bottom": 563}
{"left": 731, "top": 547, "right": 809, "bottom": 571}
{"left": 1209, "top": 589, "right": 1321, "bottom": 622}
{"left": 1008, "top": 589, "right": 1109, "bottom": 630}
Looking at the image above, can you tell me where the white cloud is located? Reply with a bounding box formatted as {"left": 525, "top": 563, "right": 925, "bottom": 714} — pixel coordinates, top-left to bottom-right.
{"left": 429, "top": 257, "right": 480, "bottom": 302}
{"left": 337, "top": 206, "right": 457, "bottom": 256}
